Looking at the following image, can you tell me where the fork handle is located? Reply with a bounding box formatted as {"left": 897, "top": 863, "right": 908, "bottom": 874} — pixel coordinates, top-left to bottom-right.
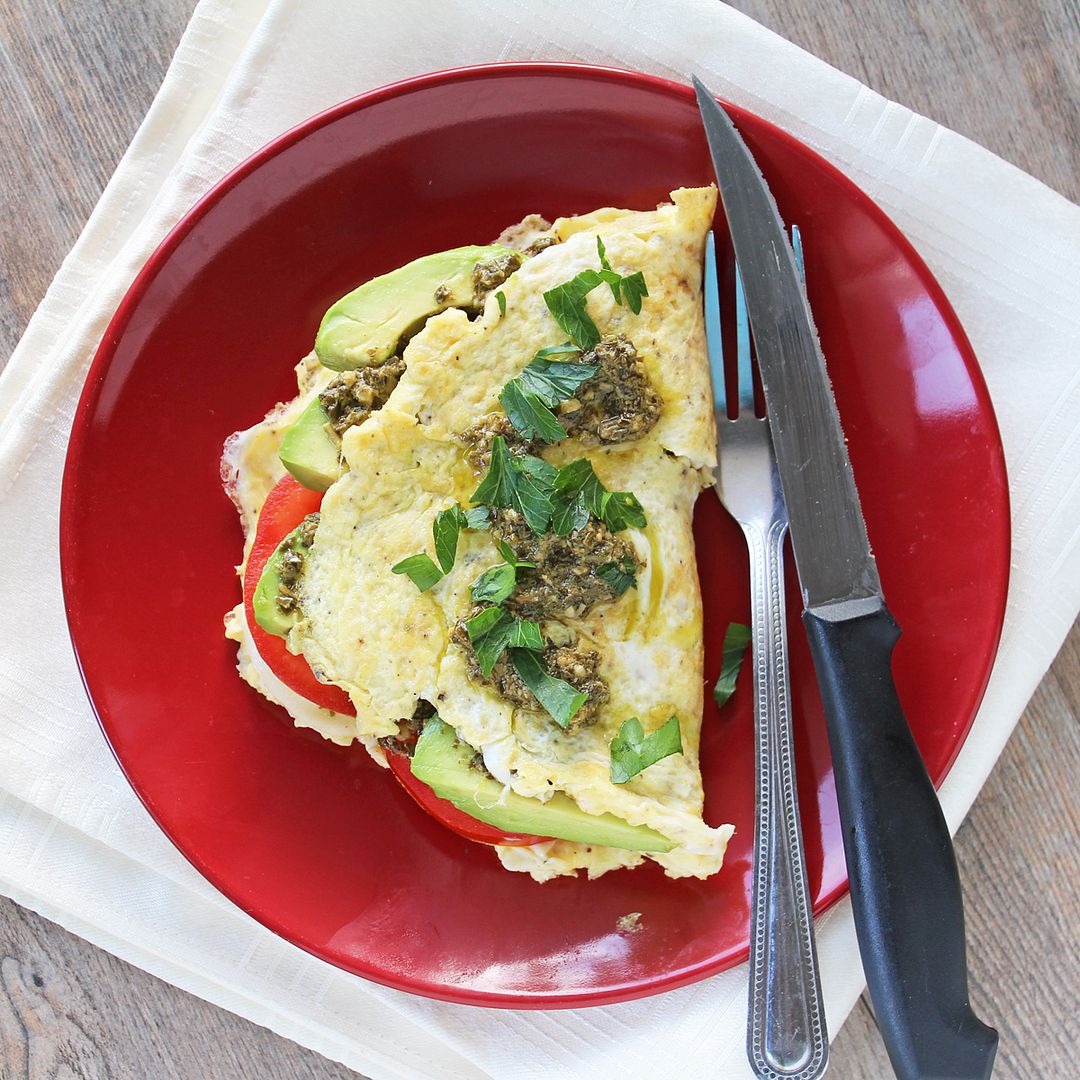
{"left": 804, "top": 606, "right": 998, "bottom": 1080}
{"left": 746, "top": 520, "right": 828, "bottom": 1080}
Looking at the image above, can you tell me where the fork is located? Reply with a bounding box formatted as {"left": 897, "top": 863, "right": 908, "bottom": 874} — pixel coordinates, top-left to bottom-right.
{"left": 705, "top": 228, "right": 828, "bottom": 1080}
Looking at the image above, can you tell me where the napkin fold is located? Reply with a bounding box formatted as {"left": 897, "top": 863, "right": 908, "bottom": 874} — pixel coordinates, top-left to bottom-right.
{"left": 2, "top": 1, "right": 1078, "bottom": 1078}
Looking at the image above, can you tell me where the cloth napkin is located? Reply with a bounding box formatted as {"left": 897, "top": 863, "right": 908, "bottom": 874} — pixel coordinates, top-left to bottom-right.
{"left": 2, "top": 1, "right": 1078, "bottom": 1077}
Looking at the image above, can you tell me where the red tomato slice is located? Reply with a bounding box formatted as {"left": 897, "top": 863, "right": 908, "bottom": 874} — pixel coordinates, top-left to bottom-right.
{"left": 384, "top": 746, "right": 548, "bottom": 847}
{"left": 244, "top": 477, "right": 542, "bottom": 848}
{"left": 242, "top": 476, "right": 356, "bottom": 715}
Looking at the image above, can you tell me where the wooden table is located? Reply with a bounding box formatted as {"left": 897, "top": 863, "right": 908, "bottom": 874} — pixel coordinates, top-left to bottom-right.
{"left": 1, "top": 2, "right": 1077, "bottom": 1077}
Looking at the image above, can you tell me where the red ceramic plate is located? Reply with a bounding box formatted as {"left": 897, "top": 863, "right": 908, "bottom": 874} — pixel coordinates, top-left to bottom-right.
{"left": 60, "top": 64, "right": 1009, "bottom": 1008}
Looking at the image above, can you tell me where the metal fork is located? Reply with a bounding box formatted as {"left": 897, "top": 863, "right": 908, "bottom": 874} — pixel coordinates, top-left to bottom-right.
{"left": 705, "top": 229, "right": 828, "bottom": 1080}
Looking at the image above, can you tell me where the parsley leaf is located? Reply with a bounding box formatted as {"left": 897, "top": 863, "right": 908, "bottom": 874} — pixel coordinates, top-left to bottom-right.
{"left": 507, "top": 620, "right": 544, "bottom": 650}
{"left": 532, "top": 342, "right": 581, "bottom": 361}
{"left": 495, "top": 539, "right": 535, "bottom": 569}
{"left": 597, "top": 236, "right": 649, "bottom": 312}
{"left": 596, "top": 236, "right": 621, "bottom": 303}
{"left": 618, "top": 271, "right": 648, "bottom": 314}
{"left": 599, "top": 489, "right": 647, "bottom": 531}
{"left": 470, "top": 437, "right": 515, "bottom": 507}
{"left": 543, "top": 242, "right": 649, "bottom": 347}
{"left": 549, "top": 458, "right": 648, "bottom": 535}
{"left": 464, "top": 505, "right": 491, "bottom": 530}
{"left": 391, "top": 553, "right": 443, "bottom": 592}
{"left": 499, "top": 381, "right": 568, "bottom": 443}
{"left": 499, "top": 349, "right": 598, "bottom": 445}
{"left": 470, "top": 563, "right": 516, "bottom": 605}
{"left": 597, "top": 559, "right": 637, "bottom": 596}
{"left": 516, "top": 356, "right": 598, "bottom": 404}
{"left": 713, "top": 622, "right": 751, "bottom": 708}
{"left": 510, "top": 648, "right": 588, "bottom": 728}
{"left": 609, "top": 716, "right": 683, "bottom": 784}
{"left": 471, "top": 437, "right": 556, "bottom": 533}
{"left": 495, "top": 290, "right": 507, "bottom": 317}
{"left": 432, "top": 505, "right": 468, "bottom": 574}
{"left": 543, "top": 269, "right": 607, "bottom": 349}
{"left": 550, "top": 492, "right": 591, "bottom": 536}
{"left": 465, "top": 607, "right": 543, "bottom": 677}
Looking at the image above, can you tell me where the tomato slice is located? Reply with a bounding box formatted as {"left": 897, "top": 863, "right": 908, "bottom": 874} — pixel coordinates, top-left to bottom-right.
{"left": 244, "top": 477, "right": 542, "bottom": 847}
{"left": 384, "top": 746, "right": 547, "bottom": 847}
{"left": 242, "top": 475, "right": 356, "bottom": 715}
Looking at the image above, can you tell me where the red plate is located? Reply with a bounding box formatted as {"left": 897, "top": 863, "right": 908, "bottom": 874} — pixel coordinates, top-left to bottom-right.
{"left": 60, "top": 64, "right": 1009, "bottom": 1008}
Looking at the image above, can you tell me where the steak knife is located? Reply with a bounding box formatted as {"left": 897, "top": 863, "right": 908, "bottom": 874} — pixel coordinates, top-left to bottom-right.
{"left": 693, "top": 77, "right": 999, "bottom": 1080}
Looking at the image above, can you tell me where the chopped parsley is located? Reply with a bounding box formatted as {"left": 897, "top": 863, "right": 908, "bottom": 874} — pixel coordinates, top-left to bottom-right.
{"left": 432, "top": 505, "right": 468, "bottom": 574}
{"left": 516, "top": 353, "right": 598, "bottom": 401}
{"left": 495, "top": 290, "right": 507, "bottom": 317}
{"left": 510, "top": 648, "right": 587, "bottom": 728}
{"left": 470, "top": 437, "right": 557, "bottom": 533}
{"left": 499, "top": 348, "right": 599, "bottom": 445}
{"left": 609, "top": 716, "right": 683, "bottom": 784}
{"left": 543, "top": 270, "right": 609, "bottom": 350}
{"left": 463, "top": 505, "right": 491, "bottom": 530}
{"left": 542, "top": 238, "right": 649, "bottom": 348}
{"left": 470, "top": 563, "right": 517, "bottom": 605}
{"left": 549, "top": 457, "right": 648, "bottom": 536}
{"left": 394, "top": 503, "right": 488, "bottom": 591}
{"left": 713, "top": 622, "right": 751, "bottom": 708}
{"left": 596, "top": 559, "right": 638, "bottom": 596}
{"left": 391, "top": 553, "right": 443, "bottom": 592}
{"left": 498, "top": 380, "right": 567, "bottom": 443}
{"left": 532, "top": 342, "right": 582, "bottom": 361}
{"left": 465, "top": 607, "right": 544, "bottom": 678}
{"left": 496, "top": 539, "right": 534, "bottom": 568}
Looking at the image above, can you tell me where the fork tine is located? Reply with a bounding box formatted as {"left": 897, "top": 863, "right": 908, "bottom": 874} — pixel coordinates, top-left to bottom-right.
{"left": 734, "top": 261, "right": 754, "bottom": 413}
{"left": 704, "top": 232, "right": 726, "bottom": 416}
{"left": 791, "top": 223, "right": 806, "bottom": 285}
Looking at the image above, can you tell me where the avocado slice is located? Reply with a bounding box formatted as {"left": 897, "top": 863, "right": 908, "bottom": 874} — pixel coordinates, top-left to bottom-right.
{"left": 411, "top": 716, "right": 676, "bottom": 853}
{"left": 315, "top": 244, "right": 516, "bottom": 371}
{"left": 278, "top": 396, "right": 342, "bottom": 492}
{"left": 252, "top": 523, "right": 312, "bottom": 638}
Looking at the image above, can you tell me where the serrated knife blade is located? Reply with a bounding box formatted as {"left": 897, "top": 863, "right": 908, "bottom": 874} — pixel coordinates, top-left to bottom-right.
{"left": 694, "top": 81, "right": 881, "bottom": 620}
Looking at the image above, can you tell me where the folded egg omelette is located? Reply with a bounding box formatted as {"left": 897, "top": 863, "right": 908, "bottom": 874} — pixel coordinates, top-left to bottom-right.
{"left": 223, "top": 186, "right": 734, "bottom": 881}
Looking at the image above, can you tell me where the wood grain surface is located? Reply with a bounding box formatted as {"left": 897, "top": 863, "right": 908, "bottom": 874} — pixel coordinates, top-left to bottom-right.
{"left": 1, "top": 1, "right": 1077, "bottom": 1077}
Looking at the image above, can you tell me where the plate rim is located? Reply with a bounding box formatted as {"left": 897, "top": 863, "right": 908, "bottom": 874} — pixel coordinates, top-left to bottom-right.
{"left": 59, "top": 61, "right": 1011, "bottom": 1009}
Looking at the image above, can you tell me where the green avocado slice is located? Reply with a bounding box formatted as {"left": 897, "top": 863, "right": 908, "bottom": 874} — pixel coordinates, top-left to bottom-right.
{"left": 315, "top": 244, "right": 516, "bottom": 371}
{"left": 252, "top": 524, "right": 312, "bottom": 638}
{"left": 278, "top": 396, "right": 342, "bottom": 493}
{"left": 411, "top": 716, "right": 676, "bottom": 853}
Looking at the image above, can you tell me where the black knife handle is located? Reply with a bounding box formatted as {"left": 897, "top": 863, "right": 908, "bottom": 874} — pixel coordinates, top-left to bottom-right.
{"left": 803, "top": 606, "right": 998, "bottom": 1080}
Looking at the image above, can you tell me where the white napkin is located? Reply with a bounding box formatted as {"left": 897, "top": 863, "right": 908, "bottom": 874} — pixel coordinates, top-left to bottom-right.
{"left": 2, "top": 1, "right": 1078, "bottom": 1077}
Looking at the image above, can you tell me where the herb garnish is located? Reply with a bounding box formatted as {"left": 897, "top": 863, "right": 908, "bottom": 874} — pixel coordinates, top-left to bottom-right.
{"left": 510, "top": 648, "right": 587, "bottom": 728}
{"left": 596, "top": 559, "right": 638, "bottom": 596}
{"left": 432, "top": 505, "right": 468, "bottom": 574}
{"left": 464, "top": 607, "right": 544, "bottom": 678}
{"left": 542, "top": 237, "right": 650, "bottom": 348}
{"left": 498, "top": 380, "right": 567, "bottom": 443}
{"left": 609, "top": 716, "right": 683, "bottom": 783}
{"left": 596, "top": 236, "right": 648, "bottom": 313}
{"left": 549, "top": 458, "right": 648, "bottom": 536}
{"left": 393, "top": 503, "right": 485, "bottom": 591}
{"left": 498, "top": 349, "right": 599, "bottom": 444}
{"left": 463, "top": 505, "right": 491, "bottom": 530}
{"left": 391, "top": 553, "right": 444, "bottom": 592}
{"left": 495, "top": 290, "right": 507, "bottom": 317}
{"left": 470, "top": 563, "right": 517, "bottom": 605}
{"left": 470, "top": 437, "right": 557, "bottom": 533}
{"left": 713, "top": 622, "right": 751, "bottom": 708}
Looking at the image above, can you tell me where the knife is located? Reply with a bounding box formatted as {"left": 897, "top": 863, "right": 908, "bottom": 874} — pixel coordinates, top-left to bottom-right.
{"left": 693, "top": 77, "right": 999, "bottom": 1080}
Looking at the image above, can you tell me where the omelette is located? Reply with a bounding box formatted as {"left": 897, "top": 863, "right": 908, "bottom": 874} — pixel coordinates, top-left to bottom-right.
{"left": 223, "top": 186, "right": 735, "bottom": 881}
